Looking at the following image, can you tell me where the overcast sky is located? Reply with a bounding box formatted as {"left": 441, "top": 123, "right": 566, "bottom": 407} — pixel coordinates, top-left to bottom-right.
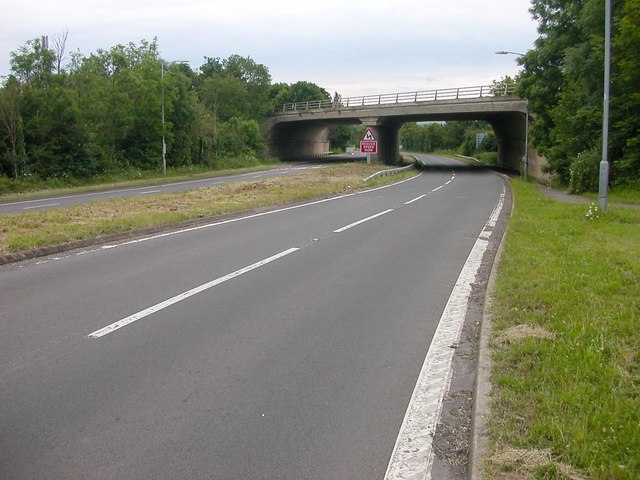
{"left": 1, "top": 0, "right": 538, "bottom": 97}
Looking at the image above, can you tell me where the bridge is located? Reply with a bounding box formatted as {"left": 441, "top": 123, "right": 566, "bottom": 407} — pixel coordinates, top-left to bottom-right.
{"left": 265, "top": 84, "right": 541, "bottom": 176}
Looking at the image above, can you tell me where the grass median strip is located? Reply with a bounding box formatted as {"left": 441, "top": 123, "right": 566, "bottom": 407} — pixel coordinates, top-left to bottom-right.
{"left": 0, "top": 164, "right": 416, "bottom": 257}
{"left": 487, "top": 180, "right": 639, "bottom": 479}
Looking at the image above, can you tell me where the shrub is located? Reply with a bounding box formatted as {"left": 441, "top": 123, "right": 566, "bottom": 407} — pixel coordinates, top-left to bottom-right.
{"left": 569, "top": 148, "right": 600, "bottom": 194}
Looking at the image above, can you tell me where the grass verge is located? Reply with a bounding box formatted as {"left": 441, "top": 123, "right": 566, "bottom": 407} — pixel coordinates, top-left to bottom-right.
{"left": 0, "top": 161, "right": 280, "bottom": 201}
{"left": 0, "top": 163, "right": 416, "bottom": 257}
{"left": 486, "top": 180, "right": 640, "bottom": 479}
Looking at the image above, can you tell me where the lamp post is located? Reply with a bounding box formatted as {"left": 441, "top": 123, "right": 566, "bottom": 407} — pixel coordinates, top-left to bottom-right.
{"left": 161, "top": 60, "right": 189, "bottom": 175}
{"left": 495, "top": 50, "right": 529, "bottom": 181}
{"left": 599, "top": 0, "right": 611, "bottom": 211}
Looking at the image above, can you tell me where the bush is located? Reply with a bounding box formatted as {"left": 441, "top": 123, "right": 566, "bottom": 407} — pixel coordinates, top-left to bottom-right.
{"left": 476, "top": 152, "right": 498, "bottom": 165}
{"left": 569, "top": 148, "right": 600, "bottom": 194}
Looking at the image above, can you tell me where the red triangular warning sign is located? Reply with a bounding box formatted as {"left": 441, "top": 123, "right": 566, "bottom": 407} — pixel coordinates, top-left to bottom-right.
{"left": 362, "top": 128, "right": 376, "bottom": 141}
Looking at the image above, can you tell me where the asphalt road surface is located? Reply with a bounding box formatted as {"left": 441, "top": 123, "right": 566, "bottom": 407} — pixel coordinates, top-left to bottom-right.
{"left": 0, "top": 164, "right": 325, "bottom": 215}
{"left": 0, "top": 154, "right": 507, "bottom": 479}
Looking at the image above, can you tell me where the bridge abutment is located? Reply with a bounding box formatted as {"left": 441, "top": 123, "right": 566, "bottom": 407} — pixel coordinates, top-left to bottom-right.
{"left": 266, "top": 122, "right": 330, "bottom": 161}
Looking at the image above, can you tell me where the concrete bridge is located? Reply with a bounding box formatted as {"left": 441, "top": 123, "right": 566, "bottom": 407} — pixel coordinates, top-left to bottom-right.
{"left": 265, "top": 85, "right": 542, "bottom": 177}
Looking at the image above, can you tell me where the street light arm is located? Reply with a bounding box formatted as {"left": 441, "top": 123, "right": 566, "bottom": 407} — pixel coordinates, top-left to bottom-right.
{"left": 495, "top": 50, "right": 526, "bottom": 57}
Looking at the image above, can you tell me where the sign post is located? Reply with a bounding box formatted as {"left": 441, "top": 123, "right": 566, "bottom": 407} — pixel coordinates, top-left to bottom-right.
{"left": 360, "top": 128, "right": 377, "bottom": 164}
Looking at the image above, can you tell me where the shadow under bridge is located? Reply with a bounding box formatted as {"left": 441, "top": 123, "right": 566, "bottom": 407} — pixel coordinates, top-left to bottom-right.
{"left": 265, "top": 85, "right": 530, "bottom": 173}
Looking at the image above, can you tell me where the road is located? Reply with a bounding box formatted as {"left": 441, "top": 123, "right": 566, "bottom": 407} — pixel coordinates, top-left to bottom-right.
{"left": 0, "top": 154, "right": 507, "bottom": 479}
{"left": 0, "top": 164, "right": 325, "bottom": 215}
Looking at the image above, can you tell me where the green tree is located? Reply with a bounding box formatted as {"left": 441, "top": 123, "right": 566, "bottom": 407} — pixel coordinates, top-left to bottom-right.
{"left": 329, "top": 125, "right": 354, "bottom": 152}
{"left": 517, "top": 0, "right": 637, "bottom": 188}
{"left": 279, "top": 81, "right": 330, "bottom": 104}
{"left": 0, "top": 76, "right": 27, "bottom": 177}
{"left": 612, "top": 0, "right": 640, "bottom": 182}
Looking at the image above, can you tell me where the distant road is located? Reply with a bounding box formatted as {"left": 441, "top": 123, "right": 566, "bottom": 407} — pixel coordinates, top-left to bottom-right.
{"left": 0, "top": 164, "right": 325, "bottom": 215}
{"left": 0, "top": 154, "right": 507, "bottom": 479}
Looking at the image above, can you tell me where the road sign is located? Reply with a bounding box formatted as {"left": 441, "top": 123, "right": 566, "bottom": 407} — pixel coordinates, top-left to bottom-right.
{"left": 362, "top": 128, "right": 376, "bottom": 141}
{"left": 360, "top": 140, "right": 378, "bottom": 153}
{"left": 360, "top": 128, "right": 377, "bottom": 154}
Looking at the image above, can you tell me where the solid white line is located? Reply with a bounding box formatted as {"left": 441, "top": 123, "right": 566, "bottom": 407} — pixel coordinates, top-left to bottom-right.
{"left": 333, "top": 209, "right": 394, "bottom": 233}
{"left": 404, "top": 194, "right": 427, "bottom": 205}
{"left": 384, "top": 189, "right": 506, "bottom": 480}
{"left": 22, "top": 203, "right": 61, "bottom": 210}
{"left": 88, "top": 247, "right": 300, "bottom": 338}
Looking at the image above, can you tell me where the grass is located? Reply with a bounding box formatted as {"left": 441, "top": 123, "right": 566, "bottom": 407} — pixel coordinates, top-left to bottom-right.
{"left": 583, "top": 185, "right": 640, "bottom": 205}
{"left": 487, "top": 180, "right": 640, "bottom": 479}
{"left": 0, "top": 163, "right": 416, "bottom": 256}
{"left": 0, "top": 160, "right": 280, "bottom": 201}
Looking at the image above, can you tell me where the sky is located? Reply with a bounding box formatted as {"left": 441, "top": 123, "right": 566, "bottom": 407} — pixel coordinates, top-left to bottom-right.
{"left": 1, "top": 0, "right": 539, "bottom": 98}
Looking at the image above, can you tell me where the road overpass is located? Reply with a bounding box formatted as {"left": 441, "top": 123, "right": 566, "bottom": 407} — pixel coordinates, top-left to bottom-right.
{"left": 265, "top": 85, "right": 541, "bottom": 176}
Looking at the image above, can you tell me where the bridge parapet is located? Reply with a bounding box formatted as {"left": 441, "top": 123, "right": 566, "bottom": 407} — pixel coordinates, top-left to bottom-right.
{"left": 274, "top": 83, "right": 516, "bottom": 113}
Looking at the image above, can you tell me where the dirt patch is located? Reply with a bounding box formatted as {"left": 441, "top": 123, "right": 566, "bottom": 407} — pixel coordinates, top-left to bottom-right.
{"left": 494, "top": 324, "right": 555, "bottom": 346}
{"left": 490, "top": 448, "right": 586, "bottom": 480}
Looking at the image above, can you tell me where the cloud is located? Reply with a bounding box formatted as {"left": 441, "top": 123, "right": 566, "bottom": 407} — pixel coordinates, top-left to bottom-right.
{"left": 1, "top": 0, "right": 537, "bottom": 96}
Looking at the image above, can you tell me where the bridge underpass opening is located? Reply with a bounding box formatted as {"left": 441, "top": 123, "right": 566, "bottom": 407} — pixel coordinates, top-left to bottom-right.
{"left": 267, "top": 114, "right": 529, "bottom": 172}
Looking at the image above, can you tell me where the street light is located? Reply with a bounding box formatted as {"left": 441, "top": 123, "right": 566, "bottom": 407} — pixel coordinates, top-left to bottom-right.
{"left": 599, "top": 0, "right": 611, "bottom": 211}
{"left": 161, "top": 60, "right": 189, "bottom": 175}
{"left": 495, "top": 50, "right": 529, "bottom": 181}
{"left": 495, "top": 50, "right": 526, "bottom": 56}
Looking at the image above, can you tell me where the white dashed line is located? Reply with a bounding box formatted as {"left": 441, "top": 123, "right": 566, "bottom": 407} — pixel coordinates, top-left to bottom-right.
{"left": 88, "top": 247, "right": 300, "bottom": 338}
{"left": 333, "top": 209, "right": 394, "bottom": 233}
{"left": 23, "top": 203, "right": 61, "bottom": 210}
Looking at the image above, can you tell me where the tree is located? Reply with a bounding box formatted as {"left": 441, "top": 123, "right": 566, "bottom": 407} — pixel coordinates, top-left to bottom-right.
{"left": 52, "top": 29, "right": 69, "bottom": 75}
{"left": 0, "top": 76, "right": 27, "bottom": 177}
{"left": 279, "top": 81, "right": 330, "bottom": 104}
{"left": 517, "top": 0, "right": 637, "bottom": 187}
{"left": 612, "top": 0, "right": 640, "bottom": 182}
{"left": 10, "top": 38, "right": 55, "bottom": 87}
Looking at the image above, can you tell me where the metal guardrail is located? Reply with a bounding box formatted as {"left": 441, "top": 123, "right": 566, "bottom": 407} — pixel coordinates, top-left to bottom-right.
{"left": 363, "top": 164, "right": 416, "bottom": 182}
{"left": 274, "top": 83, "right": 516, "bottom": 113}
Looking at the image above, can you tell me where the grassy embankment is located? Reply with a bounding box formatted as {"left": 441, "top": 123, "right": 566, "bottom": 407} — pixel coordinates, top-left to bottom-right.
{"left": 0, "top": 163, "right": 415, "bottom": 256}
{"left": 487, "top": 180, "right": 639, "bottom": 479}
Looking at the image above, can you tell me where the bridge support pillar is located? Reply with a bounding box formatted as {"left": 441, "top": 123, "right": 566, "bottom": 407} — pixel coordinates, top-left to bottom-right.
{"left": 360, "top": 119, "right": 402, "bottom": 165}
{"left": 490, "top": 112, "right": 529, "bottom": 174}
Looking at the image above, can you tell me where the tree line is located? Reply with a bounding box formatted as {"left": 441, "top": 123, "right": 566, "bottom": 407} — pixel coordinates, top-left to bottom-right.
{"left": 517, "top": 0, "right": 639, "bottom": 192}
{"left": 0, "top": 37, "right": 344, "bottom": 182}
{"left": 399, "top": 121, "right": 497, "bottom": 161}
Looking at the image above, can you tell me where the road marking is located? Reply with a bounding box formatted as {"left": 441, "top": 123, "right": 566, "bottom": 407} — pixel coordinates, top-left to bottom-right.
{"left": 24, "top": 173, "right": 421, "bottom": 266}
{"left": 333, "top": 209, "right": 394, "bottom": 233}
{"left": 431, "top": 185, "right": 444, "bottom": 192}
{"left": 138, "top": 190, "right": 162, "bottom": 195}
{"left": 88, "top": 247, "right": 300, "bottom": 338}
{"left": 384, "top": 189, "right": 506, "bottom": 480}
{"left": 404, "top": 194, "right": 427, "bottom": 205}
{"left": 22, "top": 203, "right": 61, "bottom": 210}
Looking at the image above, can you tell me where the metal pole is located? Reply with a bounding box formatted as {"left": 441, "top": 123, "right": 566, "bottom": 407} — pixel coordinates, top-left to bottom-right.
{"left": 161, "top": 61, "right": 166, "bottom": 175}
{"left": 599, "top": 0, "right": 611, "bottom": 211}
{"left": 523, "top": 107, "right": 529, "bottom": 181}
